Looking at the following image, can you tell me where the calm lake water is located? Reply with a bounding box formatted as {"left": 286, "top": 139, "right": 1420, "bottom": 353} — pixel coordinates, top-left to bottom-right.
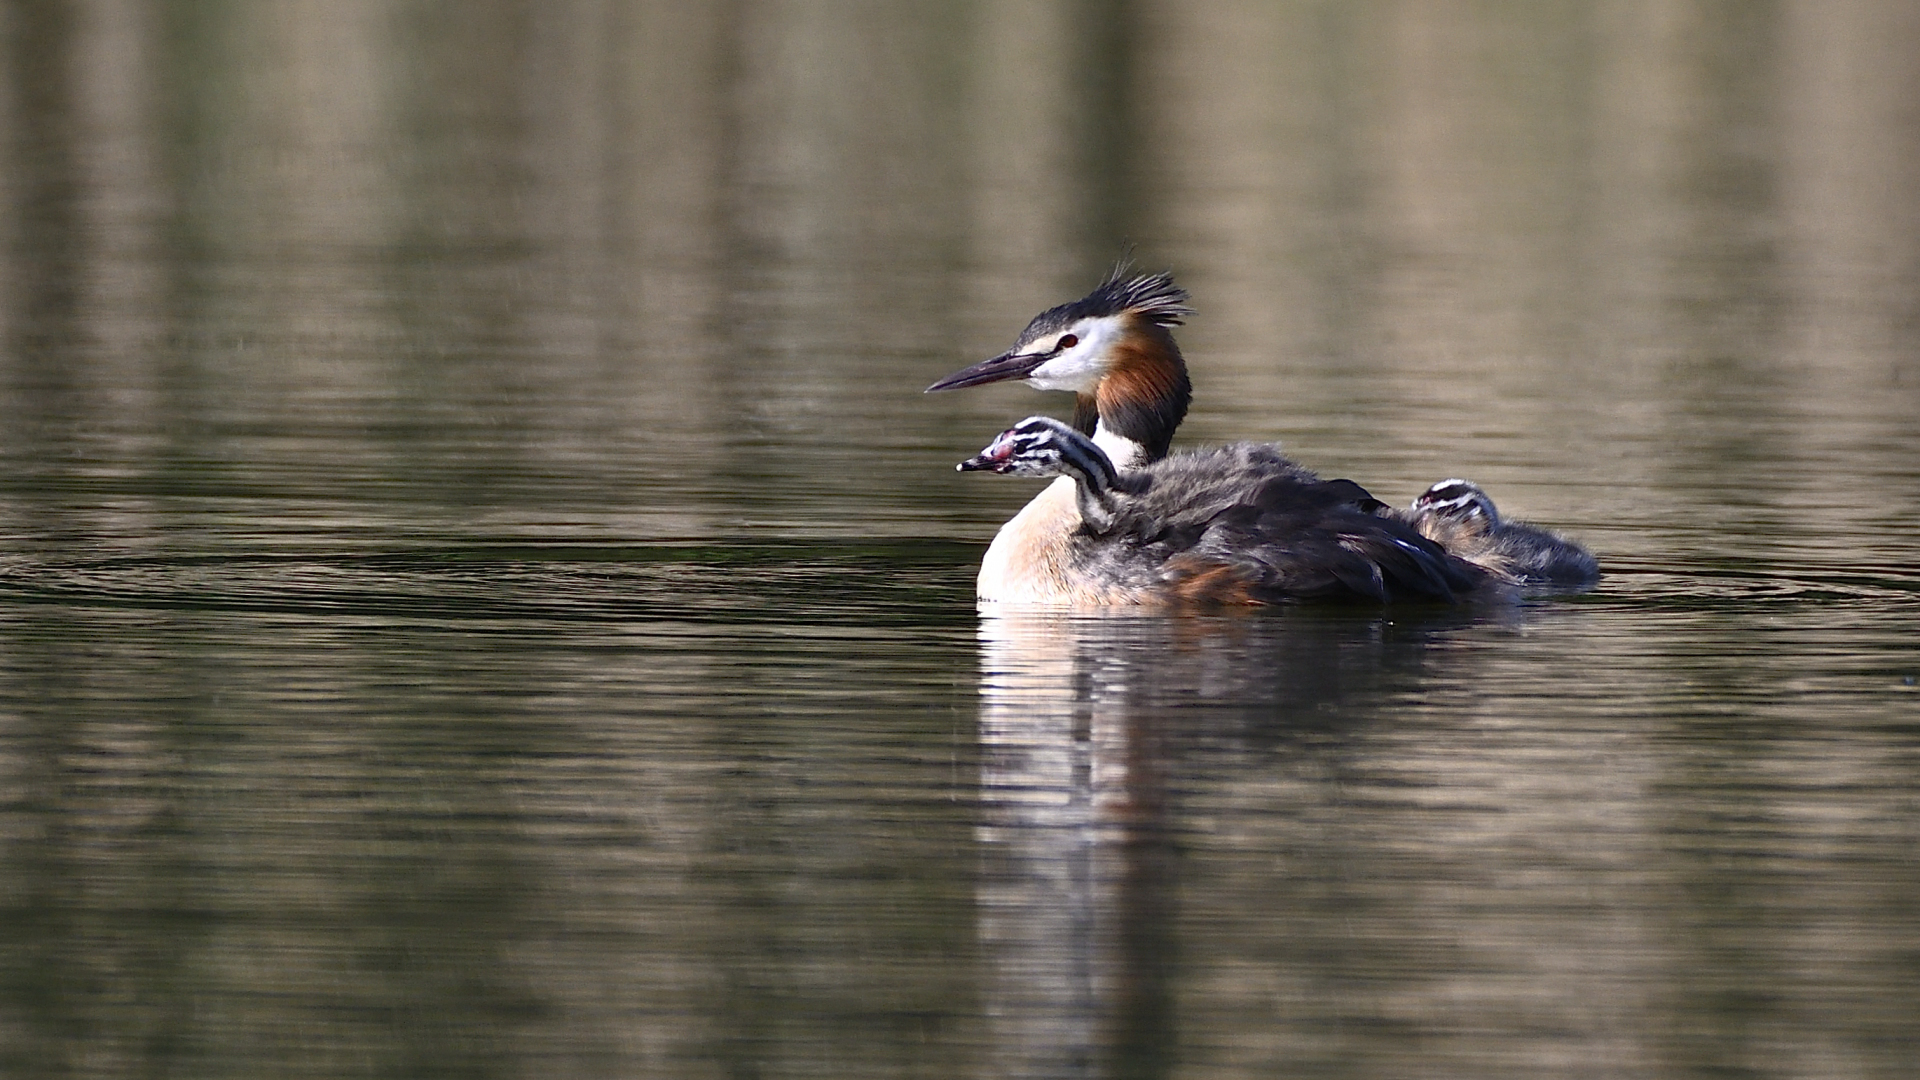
{"left": 3, "top": 3, "right": 1918, "bottom": 1078}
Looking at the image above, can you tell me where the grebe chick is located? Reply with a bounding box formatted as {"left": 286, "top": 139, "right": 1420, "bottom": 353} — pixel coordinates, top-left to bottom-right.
{"left": 1406, "top": 479, "right": 1599, "bottom": 587}
{"left": 959, "top": 417, "right": 1488, "bottom": 605}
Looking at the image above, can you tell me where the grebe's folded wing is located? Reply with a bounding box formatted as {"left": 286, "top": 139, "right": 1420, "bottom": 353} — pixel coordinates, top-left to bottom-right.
{"left": 1319, "top": 478, "right": 1390, "bottom": 515}
{"left": 1195, "top": 484, "right": 1486, "bottom": 603}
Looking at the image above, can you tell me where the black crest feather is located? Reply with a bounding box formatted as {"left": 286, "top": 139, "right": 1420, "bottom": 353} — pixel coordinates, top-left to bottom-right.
{"left": 1084, "top": 262, "right": 1193, "bottom": 326}
{"left": 1015, "top": 264, "right": 1194, "bottom": 346}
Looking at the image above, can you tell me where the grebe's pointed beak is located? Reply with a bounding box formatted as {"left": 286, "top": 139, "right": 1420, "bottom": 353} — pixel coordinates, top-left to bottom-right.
{"left": 956, "top": 430, "right": 1019, "bottom": 472}
{"left": 925, "top": 348, "right": 1050, "bottom": 393}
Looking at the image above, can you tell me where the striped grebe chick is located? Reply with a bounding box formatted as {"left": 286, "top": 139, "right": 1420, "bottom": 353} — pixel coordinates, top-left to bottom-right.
{"left": 959, "top": 417, "right": 1489, "bottom": 605}
{"left": 1406, "top": 479, "right": 1599, "bottom": 587}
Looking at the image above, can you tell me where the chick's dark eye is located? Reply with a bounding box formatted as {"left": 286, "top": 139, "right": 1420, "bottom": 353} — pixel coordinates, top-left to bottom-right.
{"left": 1056, "top": 334, "right": 1078, "bottom": 351}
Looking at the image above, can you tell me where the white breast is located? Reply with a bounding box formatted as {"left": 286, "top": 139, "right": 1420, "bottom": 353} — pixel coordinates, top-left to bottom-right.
{"left": 976, "top": 476, "right": 1081, "bottom": 603}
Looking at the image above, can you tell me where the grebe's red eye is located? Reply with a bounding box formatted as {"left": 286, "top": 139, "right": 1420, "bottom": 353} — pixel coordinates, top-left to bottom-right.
{"left": 1056, "top": 334, "right": 1078, "bottom": 351}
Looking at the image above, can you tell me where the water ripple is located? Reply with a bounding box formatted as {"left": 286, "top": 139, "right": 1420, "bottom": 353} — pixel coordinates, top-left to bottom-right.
{"left": 0, "top": 540, "right": 983, "bottom": 629}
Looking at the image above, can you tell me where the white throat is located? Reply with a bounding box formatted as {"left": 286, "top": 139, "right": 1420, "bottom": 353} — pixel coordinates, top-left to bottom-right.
{"left": 1093, "top": 422, "right": 1149, "bottom": 470}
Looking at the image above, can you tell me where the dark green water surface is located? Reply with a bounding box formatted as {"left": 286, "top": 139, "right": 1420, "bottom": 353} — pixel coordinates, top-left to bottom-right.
{"left": 3, "top": 3, "right": 1919, "bottom": 1078}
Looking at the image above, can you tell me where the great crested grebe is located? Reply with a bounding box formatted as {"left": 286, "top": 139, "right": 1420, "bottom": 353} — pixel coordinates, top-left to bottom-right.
{"left": 957, "top": 416, "right": 1487, "bottom": 605}
{"left": 1405, "top": 479, "right": 1600, "bottom": 587}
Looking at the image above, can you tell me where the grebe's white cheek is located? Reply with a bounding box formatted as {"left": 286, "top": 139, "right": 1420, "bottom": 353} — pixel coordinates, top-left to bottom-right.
{"left": 1023, "top": 316, "right": 1124, "bottom": 393}
{"left": 1026, "top": 348, "right": 1101, "bottom": 393}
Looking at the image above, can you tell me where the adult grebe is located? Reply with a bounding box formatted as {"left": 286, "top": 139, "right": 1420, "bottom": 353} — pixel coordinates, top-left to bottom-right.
{"left": 1405, "top": 479, "right": 1600, "bottom": 587}
{"left": 957, "top": 416, "right": 1488, "bottom": 605}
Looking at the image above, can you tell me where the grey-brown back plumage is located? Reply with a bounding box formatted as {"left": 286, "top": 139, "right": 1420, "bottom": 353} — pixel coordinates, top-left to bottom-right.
{"left": 1074, "top": 441, "right": 1488, "bottom": 604}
